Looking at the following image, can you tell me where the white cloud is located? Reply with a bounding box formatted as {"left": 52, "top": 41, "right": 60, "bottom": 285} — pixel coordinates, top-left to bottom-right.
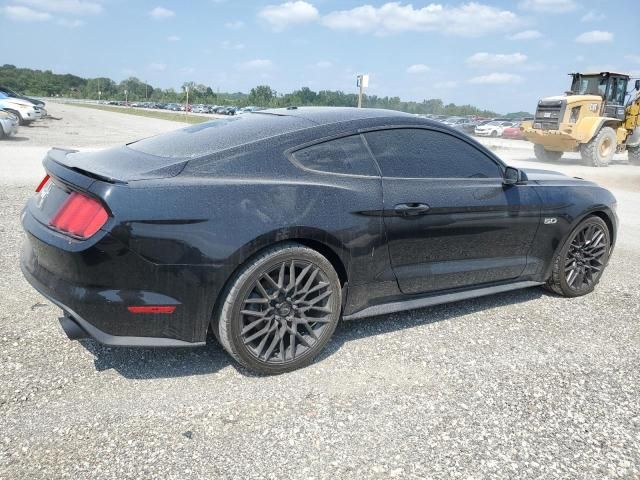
{"left": 221, "top": 40, "right": 245, "bottom": 50}
{"left": 224, "top": 20, "right": 244, "bottom": 29}
{"left": 581, "top": 10, "right": 605, "bottom": 22}
{"left": 469, "top": 73, "right": 523, "bottom": 84}
{"left": 314, "top": 61, "right": 333, "bottom": 68}
{"left": 149, "top": 6, "right": 174, "bottom": 19}
{"left": 519, "top": 0, "right": 576, "bottom": 13}
{"left": 320, "top": 2, "right": 520, "bottom": 37}
{"left": 180, "top": 67, "right": 195, "bottom": 75}
{"left": 259, "top": 1, "right": 319, "bottom": 31}
{"left": 148, "top": 63, "right": 167, "bottom": 71}
{"left": 2, "top": 5, "right": 51, "bottom": 21}
{"left": 237, "top": 59, "right": 274, "bottom": 70}
{"left": 575, "top": 30, "right": 613, "bottom": 44}
{"left": 16, "top": 0, "right": 102, "bottom": 15}
{"left": 167, "top": 35, "right": 180, "bottom": 41}
{"left": 406, "top": 64, "right": 430, "bottom": 74}
{"left": 58, "top": 18, "right": 84, "bottom": 26}
{"left": 467, "top": 52, "right": 527, "bottom": 68}
{"left": 509, "top": 29, "right": 542, "bottom": 40}
{"left": 625, "top": 55, "right": 640, "bottom": 64}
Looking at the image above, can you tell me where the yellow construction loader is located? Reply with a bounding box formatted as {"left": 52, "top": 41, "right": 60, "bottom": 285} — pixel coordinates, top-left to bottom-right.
{"left": 522, "top": 72, "right": 640, "bottom": 166}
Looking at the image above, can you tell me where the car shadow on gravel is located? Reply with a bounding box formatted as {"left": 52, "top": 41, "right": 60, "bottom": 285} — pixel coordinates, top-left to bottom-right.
{"left": 80, "top": 339, "right": 229, "bottom": 379}
{"left": 3, "top": 136, "right": 29, "bottom": 142}
{"left": 317, "top": 286, "right": 545, "bottom": 364}
{"left": 80, "top": 286, "right": 545, "bottom": 379}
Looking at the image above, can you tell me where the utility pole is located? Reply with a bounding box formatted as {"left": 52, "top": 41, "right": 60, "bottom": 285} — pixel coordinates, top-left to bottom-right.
{"left": 184, "top": 86, "right": 189, "bottom": 118}
{"left": 356, "top": 74, "right": 369, "bottom": 108}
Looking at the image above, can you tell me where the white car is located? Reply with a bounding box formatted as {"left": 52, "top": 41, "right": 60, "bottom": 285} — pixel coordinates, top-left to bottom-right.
{"left": 474, "top": 121, "right": 514, "bottom": 137}
{"left": 0, "top": 93, "right": 41, "bottom": 125}
{"left": 0, "top": 110, "right": 19, "bottom": 138}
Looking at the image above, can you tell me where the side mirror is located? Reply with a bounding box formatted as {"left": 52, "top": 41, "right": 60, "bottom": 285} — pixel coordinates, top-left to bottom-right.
{"left": 635, "top": 79, "right": 640, "bottom": 91}
{"left": 503, "top": 166, "right": 520, "bottom": 185}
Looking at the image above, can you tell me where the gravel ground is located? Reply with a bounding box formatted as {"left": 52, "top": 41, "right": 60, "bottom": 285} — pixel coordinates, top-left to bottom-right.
{"left": 1, "top": 104, "right": 639, "bottom": 479}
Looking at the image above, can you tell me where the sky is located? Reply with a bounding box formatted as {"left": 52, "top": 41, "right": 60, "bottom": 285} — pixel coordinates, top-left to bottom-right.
{"left": 2, "top": 0, "right": 639, "bottom": 113}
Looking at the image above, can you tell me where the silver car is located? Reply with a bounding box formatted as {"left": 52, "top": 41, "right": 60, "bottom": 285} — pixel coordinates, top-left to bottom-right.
{"left": 0, "top": 109, "right": 19, "bottom": 138}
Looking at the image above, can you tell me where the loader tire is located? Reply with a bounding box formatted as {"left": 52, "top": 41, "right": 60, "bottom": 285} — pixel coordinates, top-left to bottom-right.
{"left": 580, "top": 127, "right": 616, "bottom": 167}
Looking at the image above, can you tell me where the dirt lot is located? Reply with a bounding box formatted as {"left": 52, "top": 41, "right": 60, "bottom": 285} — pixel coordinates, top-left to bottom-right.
{"left": 1, "top": 103, "right": 639, "bottom": 479}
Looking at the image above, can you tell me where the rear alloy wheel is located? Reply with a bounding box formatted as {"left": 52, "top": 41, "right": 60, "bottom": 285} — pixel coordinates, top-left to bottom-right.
{"left": 580, "top": 127, "right": 616, "bottom": 167}
{"left": 217, "top": 243, "right": 341, "bottom": 374}
{"left": 534, "top": 143, "right": 563, "bottom": 162}
{"left": 628, "top": 146, "right": 640, "bottom": 165}
{"left": 546, "top": 216, "right": 610, "bottom": 297}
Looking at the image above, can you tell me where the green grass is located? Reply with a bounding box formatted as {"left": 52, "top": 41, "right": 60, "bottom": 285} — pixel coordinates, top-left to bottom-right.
{"left": 72, "top": 103, "right": 211, "bottom": 124}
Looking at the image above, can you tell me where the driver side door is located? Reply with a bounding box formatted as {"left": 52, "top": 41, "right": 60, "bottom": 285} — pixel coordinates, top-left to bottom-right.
{"left": 364, "top": 127, "right": 541, "bottom": 295}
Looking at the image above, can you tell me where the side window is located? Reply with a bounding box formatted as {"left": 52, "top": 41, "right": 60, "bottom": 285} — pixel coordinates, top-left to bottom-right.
{"left": 292, "top": 135, "right": 378, "bottom": 176}
{"left": 364, "top": 128, "right": 502, "bottom": 179}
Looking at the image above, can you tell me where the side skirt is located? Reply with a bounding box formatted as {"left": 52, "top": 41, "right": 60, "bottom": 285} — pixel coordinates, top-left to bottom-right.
{"left": 342, "top": 280, "right": 543, "bottom": 321}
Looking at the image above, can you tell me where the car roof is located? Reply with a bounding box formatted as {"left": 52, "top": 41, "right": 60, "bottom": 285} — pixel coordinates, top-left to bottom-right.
{"left": 255, "top": 106, "right": 414, "bottom": 126}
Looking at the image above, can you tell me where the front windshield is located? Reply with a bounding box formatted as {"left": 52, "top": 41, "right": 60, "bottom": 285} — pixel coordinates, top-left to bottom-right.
{"left": 487, "top": 121, "right": 502, "bottom": 126}
{"left": 572, "top": 75, "right": 608, "bottom": 96}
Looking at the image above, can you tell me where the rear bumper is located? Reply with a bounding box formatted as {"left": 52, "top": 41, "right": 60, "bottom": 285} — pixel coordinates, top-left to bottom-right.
{"left": 20, "top": 241, "right": 205, "bottom": 347}
{"left": 20, "top": 204, "right": 213, "bottom": 346}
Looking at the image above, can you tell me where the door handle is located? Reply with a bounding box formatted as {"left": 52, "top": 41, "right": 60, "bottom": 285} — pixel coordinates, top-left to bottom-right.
{"left": 394, "top": 203, "right": 431, "bottom": 216}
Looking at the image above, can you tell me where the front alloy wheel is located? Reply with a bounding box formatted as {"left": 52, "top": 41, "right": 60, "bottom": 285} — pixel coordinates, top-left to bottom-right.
{"left": 546, "top": 216, "right": 610, "bottom": 297}
{"left": 217, "top": 243, "right": 341, "bottom": 374}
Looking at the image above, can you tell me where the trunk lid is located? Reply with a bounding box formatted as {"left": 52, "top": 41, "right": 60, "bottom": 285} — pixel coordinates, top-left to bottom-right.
{"left": 47, "top": 146, "right": 188, "bottom": 184}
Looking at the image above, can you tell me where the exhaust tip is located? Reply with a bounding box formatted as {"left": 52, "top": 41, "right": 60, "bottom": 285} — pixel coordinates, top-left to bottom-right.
{"left": 58, "top": 315, "right": 88, "bottom": 340}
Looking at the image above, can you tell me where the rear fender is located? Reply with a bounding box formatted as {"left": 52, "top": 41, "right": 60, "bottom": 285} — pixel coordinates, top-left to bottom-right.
{"left": 207, "top": 227, "right": 349, "bottom": 334}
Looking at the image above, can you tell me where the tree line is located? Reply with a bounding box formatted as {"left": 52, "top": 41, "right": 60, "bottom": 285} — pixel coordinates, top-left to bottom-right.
{"left": 1, "top": 64, "right": 513, "bottom": 117}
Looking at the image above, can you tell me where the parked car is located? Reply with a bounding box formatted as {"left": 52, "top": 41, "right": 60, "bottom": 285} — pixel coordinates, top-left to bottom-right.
{"left": 0, "top": 86, "right": 46, "bottom": 110}
{"left": 213, "top": 106, "right": 227, "bottom": 114}
{"left": 0, "top": 92, "right": 41, "bottom": 125}
{"left": 443, "top": 117, "right": 469, "bottom": 127}
{"left": 0, "top": 109, "right": 19, "bottom": 138}
{"left": 21, "top": 107, "right": 617, "bottom": 374}
{"left": 502, "top": 122, "right": 525, "bottom": 140}
{"left": 474, "top": 121, "right": 514, "bottom": 137}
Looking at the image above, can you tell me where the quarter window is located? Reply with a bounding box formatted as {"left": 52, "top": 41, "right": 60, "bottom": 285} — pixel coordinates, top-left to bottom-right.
{"left": 364, "top": 128, "right": 502, "bottom": 179}
{"left": 292, "top": 135, "right": 378, "bottom": 176}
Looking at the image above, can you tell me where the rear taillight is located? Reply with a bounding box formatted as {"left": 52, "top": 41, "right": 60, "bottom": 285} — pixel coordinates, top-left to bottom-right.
{"left": 35, "top": 175, "right": 50, "bottom": 192}
{"left": 50, "top": 191, "right": 108, "bottom": 239}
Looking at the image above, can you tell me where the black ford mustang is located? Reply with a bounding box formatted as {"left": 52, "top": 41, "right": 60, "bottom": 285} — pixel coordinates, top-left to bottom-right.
{"left": 21, "top": 107, "right": 617, "bottom": 374}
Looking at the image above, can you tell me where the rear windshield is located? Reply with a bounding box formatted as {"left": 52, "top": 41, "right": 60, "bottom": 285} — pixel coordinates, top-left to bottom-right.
{"left": 128, "top": 113, "right": 313, "bottom": 159}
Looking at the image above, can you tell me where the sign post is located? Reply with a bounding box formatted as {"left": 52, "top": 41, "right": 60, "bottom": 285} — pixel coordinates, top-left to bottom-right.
{"left": 356, "top": 74, "right": 369, "bottom": 108}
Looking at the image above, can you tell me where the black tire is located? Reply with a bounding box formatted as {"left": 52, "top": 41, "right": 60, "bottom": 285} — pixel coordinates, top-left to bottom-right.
{"left": 533, "top": 143, "right": 563, "bottom": 162}
{"left": 490, "top": 130, "right": 498, "bottom": 137}
{"left": 217, "top": 242, "right": 342, "bottom": 374}
{"left": 628, "top": 146, "right": 640, "bottom": 165}
{"left": 5, "top": 110, "right": 25, "bottom": 126}
{"left": 545, "top": 216, "right": 610, "bottom": 297}
{"left": 580, "top": 127, "right": 616, "bottom": 167}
